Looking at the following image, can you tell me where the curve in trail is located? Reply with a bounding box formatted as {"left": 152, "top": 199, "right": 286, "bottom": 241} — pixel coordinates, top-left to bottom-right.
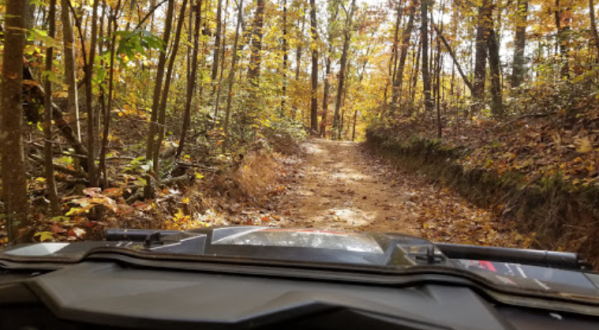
{"left": 276, "top": 139, "right": 526, "bottom": 248}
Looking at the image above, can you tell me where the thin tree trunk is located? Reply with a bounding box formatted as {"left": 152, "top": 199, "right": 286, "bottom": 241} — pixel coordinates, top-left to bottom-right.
{"left": 61, "top": 0, "right": 81, "bottom": 140}
{"left": 320, "top": 5, "right": 339, "bottom": 137}
{"left": 487, "top": 28, "right": 503, "bottom": 116}
{"left": 99, "top": 0, "right": 122, "bottom": 187}
{"left": 332, "top": 0, "right": 357, "bottom": 140}
{"left": 292, "top": 11, "right": 306, "bottom": 119}
{"left": 409, "top": 35, "right": 422, "bottom": 113}
{"left": 213, "top": 0, "right": 230, "bottom": 124}
{"left": 309, "top": 0, "right": 318, "bottom": 132}
{"left": 391, "top": 0, "right": 416, "bottom": 116}
{"left": 421, "top": 0, "right": 433, "bottom": 113}
{"left": 352, "top": 110, "right": 358, "bottom": 141}
{"left": 85, "top": 0, "right": 100, "bottom": 186}
{"left": 555, "top": 0, "right": 570, "bottom": 77}
{"left": 1, "top": 0, "right": 31, "bottom": 243}
{"left": 590, "top": 0, "right": 599, "bottom": 59}
{"left": 472, "top": 0, "right": 491, "bottom": 113}
{"left": 389, "top": 0, "right": 403, "bottom": 114}
{"left": 44, "top": 0, "right": 61, "bottom": 215}
{"left": 144, "top": 0, "right": 175, "bottom": 198}
{"left": 145, "top": 1, "right": 174, "bottom": 161}
{"left": 511, "top": 0, "right": 528, "bottom": 87}
{"left": 212, "top": 0, "right": 223, "bottom": 84}
{"left": 223, "top": 0, "right": 245, "bottom": 139}
{"left": 153, "top": 0, "right": 189, "bottom": 172}
{"left": 177, "top": 0, "right": 202, "bottom": 160}
{"left": 433, "top": 24, "right": 473, "bottom": 91}
{"left": 281, "top": 0, "right": 288, "bottom": 115}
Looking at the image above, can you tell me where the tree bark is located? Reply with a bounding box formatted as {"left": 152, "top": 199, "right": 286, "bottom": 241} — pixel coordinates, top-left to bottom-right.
{"left": 247, "top": 0, "right": 265, "bottom": 87}
{"left": 391, "top": 0, "right": 416, "bottom": 116}
{"left": 472, "top": 0, "right": 491, "bottom": 113}
{"left": 292, "top": 10, "right": 306, "bottom": 119}
{"left": 433, "top": 24, "right": 473, "bottom": 92}
{"left": 153, "top": 0, "right": 189, "bottom": 172}
{"left": 99, "top": 0, "right": 122, "bottom": 188}
{"left": 309, "top": 0, "right": 318, "bottom": 133}
{"left": 511, "top": 0, "right": 528, "bottom": 87}
{"left": 555, "top": 0, "right": 570, "bottom": 77}
{"left": 321, "top": 4, "right": 339, "bottom": 137}
{"left": 145, "top": 0, "right": 175, "bottom": 182}
{"left": 409, "top": 34, "right": 422, "bottom": 113}
{"left": 332, "top": 0, "right": 357, "bottom": 140}
{"left": 223, "top": 0, "right": 245, "bottom": 139}
{"left": 44, "top": 0, "right": 61, "bottom": 215}
{"left": 487, "top": 28, "right": 503, "bottom": 116}
{"left": 177, "top": 0, "right": 203, "bottom": 160}
{"left": 85, "top": 0, "right": 100, "bottom": 186}
{"left": 421, "top": 0, "right": 433, "bottom": 113}
{"left": 212, "top": 0, "right": 223, "bottom": 84}
{"left": 60, "top": 0, "right": 81, "bottom": 140}
{"left": 590, "top": 0, "right": 599, "bottom": 59}
{"left": 1, "top": 0, "right": 31, "bottom": 243}
{"left": 281, "top": 0, "right": 288, "bottom": 115}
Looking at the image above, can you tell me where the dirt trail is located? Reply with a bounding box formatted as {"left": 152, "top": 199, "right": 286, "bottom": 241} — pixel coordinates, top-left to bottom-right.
{"left": 275, "top": 139, "right": 525, "bottom": 247}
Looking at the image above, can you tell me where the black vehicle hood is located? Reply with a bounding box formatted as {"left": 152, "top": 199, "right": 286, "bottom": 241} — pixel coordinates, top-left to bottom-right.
{"left": 1, "top": 226, "right": 599, "bottom": 303}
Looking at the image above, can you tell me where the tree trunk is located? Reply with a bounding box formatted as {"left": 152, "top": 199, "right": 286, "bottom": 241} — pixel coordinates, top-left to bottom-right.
{"left": 212, "top": 0, "right": 223, "bottom": 84}
{"left": 352, "top": 110, "right": 358, "bottom": 141}
{"left": 409, "top": 34, "right": 422, "bottom": 113}
{"left": 44, "top": 0, "right": 61, "bottom": 215}
{"left": 153, "top": 0, "right": 189, "bottom": 172}
{"left": 555, "top": 0, "right": 570, "bottom": 77}
{"left": 309, "top": 0, "right": 318, "bottom": 133}
{"left": 332, "top": 0, "right": 357, "bottom": 140}
{"left": 247, "top": 0, "right": 265, "bottom": 87}
{"left": 292, "top": 11, "right": 306, "bottom": 119}
{"left": 213, "top": 0, "right": 230, "bottom": 124}
{"left": 389, "top": 0, "right": 403, "bottom": 114}
{"left": 433, "top": 24, "right": 473, "bottom": 92}
{"left": 472, "top": 0, "right": 491, "bottom": 113}
{"left": 223, "top": 0, "right": 245, "bottom": 139}
{"left": 85, "top": 0, "right": 100, "bottom": 186}
{"left": 590, "top": 0, "right": 599, "bottom": 58}
{"left": 144, "top": 0, "right": 175, "bottom": 198}
{"left": 391, "top": 0, "right": 416, "bottom": 116}
{"left": 421, "top": 0, "right": 433, "bottom": 113}
{"left": 60, "top": 0, "right": 81, "bottom": 140}
{"left": 1, "top": 0, "right": 31, "bottom": 243}
{"left": 281, "top": 0, "right": 288, "bottom": 115}
{"left": 320, "top": 5, "right": 339, "bottom": 137}
{"left": 487, "top": 28, "right": 503, "bottom": 116}
{"left": 511, "top": 0, "right": 527, "bottom": 87}
{"left": 99, "top": 1, "right": 122, "bottom": 187}
{"left": 177, "top": 0, "right": 202, "bottom": 160}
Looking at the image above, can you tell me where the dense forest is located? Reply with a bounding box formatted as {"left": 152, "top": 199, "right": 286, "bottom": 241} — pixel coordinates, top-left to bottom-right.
{"left": 1, "top": 0, "right": 598, "bottom": 252}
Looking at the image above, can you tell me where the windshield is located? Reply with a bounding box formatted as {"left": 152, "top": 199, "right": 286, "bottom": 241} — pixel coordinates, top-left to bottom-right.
{"left": 1, "top": 0, "right": 598, "bottom": 306}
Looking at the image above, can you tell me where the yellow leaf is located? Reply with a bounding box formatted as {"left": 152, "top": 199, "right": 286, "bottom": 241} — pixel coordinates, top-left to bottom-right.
{"left": 36, "top": 177, "right": 46, "bottom": 182}
{"left": 574, "top": 137, "right": 593, "bottom": 153}
{"left": 34, "top": 231, "right": 55, "bottom": 242}
{"left": 181, "top": 197, "right": 190, "bottom": 204}
{"left": 195, "top": 172, "right": 204, "bottom": 179}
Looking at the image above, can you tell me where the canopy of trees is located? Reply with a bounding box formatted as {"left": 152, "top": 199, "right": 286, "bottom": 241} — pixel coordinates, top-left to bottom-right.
{"left": 1, "top": 0, "right": 598, "bottom": 243}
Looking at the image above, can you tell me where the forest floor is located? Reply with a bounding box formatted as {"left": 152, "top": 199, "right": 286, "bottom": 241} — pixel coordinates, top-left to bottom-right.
{"left": 261, "top": 139, "right": 530, "bottom": 248}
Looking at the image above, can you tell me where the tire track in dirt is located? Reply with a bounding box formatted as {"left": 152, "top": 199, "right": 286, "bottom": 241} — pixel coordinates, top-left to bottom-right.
{"left": 276, "top": 139, "right": 526, "bottom": 247}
